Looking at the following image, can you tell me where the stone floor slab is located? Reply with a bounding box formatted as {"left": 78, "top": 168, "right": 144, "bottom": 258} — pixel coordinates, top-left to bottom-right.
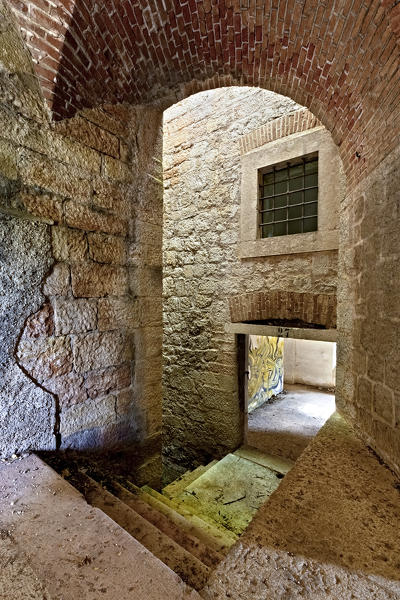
{"left": 234, "top": 446, "right": 294, "bottom": 474}
{"left": 248, "top": 383, "right": 336, "bottom": 460}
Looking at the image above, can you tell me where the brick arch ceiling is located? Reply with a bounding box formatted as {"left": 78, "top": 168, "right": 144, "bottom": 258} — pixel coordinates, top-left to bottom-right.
{"left": 9, "top": 0, "right": 400, "bottom": 181}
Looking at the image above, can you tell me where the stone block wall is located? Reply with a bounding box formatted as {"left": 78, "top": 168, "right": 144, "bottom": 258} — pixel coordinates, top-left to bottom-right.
{"left": 0, "top": 2, "right": 163, "bottom": 480}
{"left": 163, "top": 87, "right": 340, "bottom": 477}
{"left": 336, "top": 143, "right": 400, "bottom": 477}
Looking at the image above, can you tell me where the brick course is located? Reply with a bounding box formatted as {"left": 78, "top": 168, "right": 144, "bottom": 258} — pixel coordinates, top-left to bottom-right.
{"left": 229, "top": 290, "right": 337, "bottom": 329}
{"left": 239, "top": 109, "right": 322, "bottom": 154}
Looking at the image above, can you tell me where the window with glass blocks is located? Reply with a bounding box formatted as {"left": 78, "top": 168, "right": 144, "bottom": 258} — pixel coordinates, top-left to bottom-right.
{"left": 259, "top": 153, "right": 318, "bottom": 238}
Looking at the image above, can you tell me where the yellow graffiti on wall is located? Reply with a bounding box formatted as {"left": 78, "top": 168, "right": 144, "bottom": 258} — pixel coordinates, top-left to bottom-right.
{"left": 248, "top": 336, "right": 284, "bottom": 412}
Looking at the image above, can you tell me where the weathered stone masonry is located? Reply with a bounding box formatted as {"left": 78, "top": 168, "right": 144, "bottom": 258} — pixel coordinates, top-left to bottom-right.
{"left": 0, "top": 2, "right": 163, "bottom": 481}
{"left": 8, "top": 0, "right": 400, "bottom": 189}
{"left": 0, "top": 0, "right": 399, "bottom": 485}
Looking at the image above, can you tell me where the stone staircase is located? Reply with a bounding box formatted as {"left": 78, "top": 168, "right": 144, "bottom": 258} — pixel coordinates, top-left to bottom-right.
{"left": 56, "top": 446, "right": 294, "bottom": 593}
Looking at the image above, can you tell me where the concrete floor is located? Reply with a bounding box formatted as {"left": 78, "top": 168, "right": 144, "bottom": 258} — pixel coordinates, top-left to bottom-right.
{"left": 247, "top": 383, "right": 336, "bottom": 461}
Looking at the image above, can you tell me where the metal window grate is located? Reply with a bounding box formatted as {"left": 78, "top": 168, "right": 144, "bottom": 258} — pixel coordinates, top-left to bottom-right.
{"left": 259, "top": 154, "right": 318, "bottom": 238}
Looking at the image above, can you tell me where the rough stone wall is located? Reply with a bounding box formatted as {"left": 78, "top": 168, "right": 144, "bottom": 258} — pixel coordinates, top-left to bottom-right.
{"left": 336, "top": 142, "right": 400, "bottom": 478}
{"left": 0, "top": 1, "right": 163, "bottom": 478}
{"left": 163, "top": 87, "right": 339, "bottom": 477}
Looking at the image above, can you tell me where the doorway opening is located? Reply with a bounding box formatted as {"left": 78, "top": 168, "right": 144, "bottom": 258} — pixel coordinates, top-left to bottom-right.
{"left": 247, "top": 334, "right": 336, "bottom": 461}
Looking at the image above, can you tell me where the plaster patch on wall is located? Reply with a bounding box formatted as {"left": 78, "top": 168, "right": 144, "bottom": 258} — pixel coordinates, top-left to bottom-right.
{"left": 248, "top": 336, "right": 284, "bottom": 412}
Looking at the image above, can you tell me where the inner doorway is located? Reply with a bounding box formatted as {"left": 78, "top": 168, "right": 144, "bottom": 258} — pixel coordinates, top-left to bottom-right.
{"left": 247, "top": 335, "right": 336, "bottom": 461}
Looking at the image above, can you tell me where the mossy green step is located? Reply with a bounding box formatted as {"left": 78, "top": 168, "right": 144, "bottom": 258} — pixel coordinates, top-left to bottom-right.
{"left": 233, "top": 446, "right": 294, "bottom": 475}
{"left": 109, "top": 480, "right": 223, "bottom": 568}
{"left": 124, "top": 480, "right": 230, "bottom": 555}
{"left": 141, "top": 485, "right": 237, "bottom": 549}
{"left": 79, "top": 473, "right": 209, "bottom": 591}
{"left": 127, "top": 481, "right": 230, "bottom": 555}
{"left": 173, "top": 453, "right": 283, "bottom": 536}
{"left": 162, "top": 460, "right": 218, "bottom": 499}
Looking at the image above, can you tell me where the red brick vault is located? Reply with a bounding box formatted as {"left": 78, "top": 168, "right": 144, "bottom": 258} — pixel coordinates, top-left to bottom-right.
{"left": 8, "top": 0, "right": 400, "bottom": 182}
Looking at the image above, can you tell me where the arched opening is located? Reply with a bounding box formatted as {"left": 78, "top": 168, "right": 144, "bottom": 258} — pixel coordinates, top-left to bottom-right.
{"left": 3, "top": 0, "right": 399, "bottom": 483}
{"left": 0, "top": 2, "right": 400, "bottom": 597}
{"left": 162, "top": 86, "right": 342, "bottom": 484}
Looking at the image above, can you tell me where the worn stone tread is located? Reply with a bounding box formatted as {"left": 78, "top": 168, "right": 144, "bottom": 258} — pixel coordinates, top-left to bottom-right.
{"left": 110, "top": 480, "right": 223, "bottom": 568}
{"left": 126, "top": 481, "right": 232, "bottom": 555}
{"left": 142, "top": 485, "right": 237, "bottom": 549}
{"left": 80, "top": 473, "right": 210, "bottom": 591}
{"left": 233, "top": 446, "right": 294, "bottom": 474}
{"left": 162, "top": 461, "right": 218, "bottom": 499}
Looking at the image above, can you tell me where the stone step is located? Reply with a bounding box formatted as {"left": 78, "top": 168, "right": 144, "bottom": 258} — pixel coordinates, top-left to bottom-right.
{"left": 162, "top": 460, "right": 218, "bottom": 499}
{"left": 142, "top": 485, "right": 237, "bottom": 551}
{"left": 126, "top": 480, "right": 233, "bottom": 556}
{"left": 0, "top": 455, "right": 201, "bottom": 600}
{"left": 233, "top": 446, "right": 294, "bottom": 475}
{"left": 108, "top": 479, "right": 223, "bottom": 569}
{"left": 77, "top": 472, "right": 210, "bottom": 591}
{"left": 175, "top": 453, "right": 282, "bottom": 536}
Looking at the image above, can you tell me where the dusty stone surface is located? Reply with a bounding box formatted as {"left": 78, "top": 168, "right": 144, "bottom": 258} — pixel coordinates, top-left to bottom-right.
{"left": 247, "top": 384, "right": 336, "bottom": 461}
{"left": 0, "top": 454, "right": 201, "bottom": 600}
{"left": 204, "top": 414, "right": 400, "bottom": 599}
{"left": 0, "top": 533, "right": 53, "bottom": 600}
{"left": 163, "top": 88, "right": 339, "bottom": 476}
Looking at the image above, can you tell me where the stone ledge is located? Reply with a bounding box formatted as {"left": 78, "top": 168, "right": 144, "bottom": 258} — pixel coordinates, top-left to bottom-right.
{"left": 204, "top": 414, "right": 400, "bottom": 599}
{"left": 239, "top": 230, "right": 339, "bottom": 258}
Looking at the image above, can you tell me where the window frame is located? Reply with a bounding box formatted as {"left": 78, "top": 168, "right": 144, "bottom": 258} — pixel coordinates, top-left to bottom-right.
{"left": 258, "top": 152, "right": 319, "bottom": 239}
{"left": 239, "top": 127, "right": 340, "bottom": 259}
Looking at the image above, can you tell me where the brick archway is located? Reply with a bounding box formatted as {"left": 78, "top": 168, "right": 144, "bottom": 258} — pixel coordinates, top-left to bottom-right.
{"left": 8, "top": 0, "right": 400, "bottom": 183}
{"left": 4, "top": 0, "right": 400, "bottom": 482}
{"left": 229, "top": 291, "right": 337, "bottom": 329}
